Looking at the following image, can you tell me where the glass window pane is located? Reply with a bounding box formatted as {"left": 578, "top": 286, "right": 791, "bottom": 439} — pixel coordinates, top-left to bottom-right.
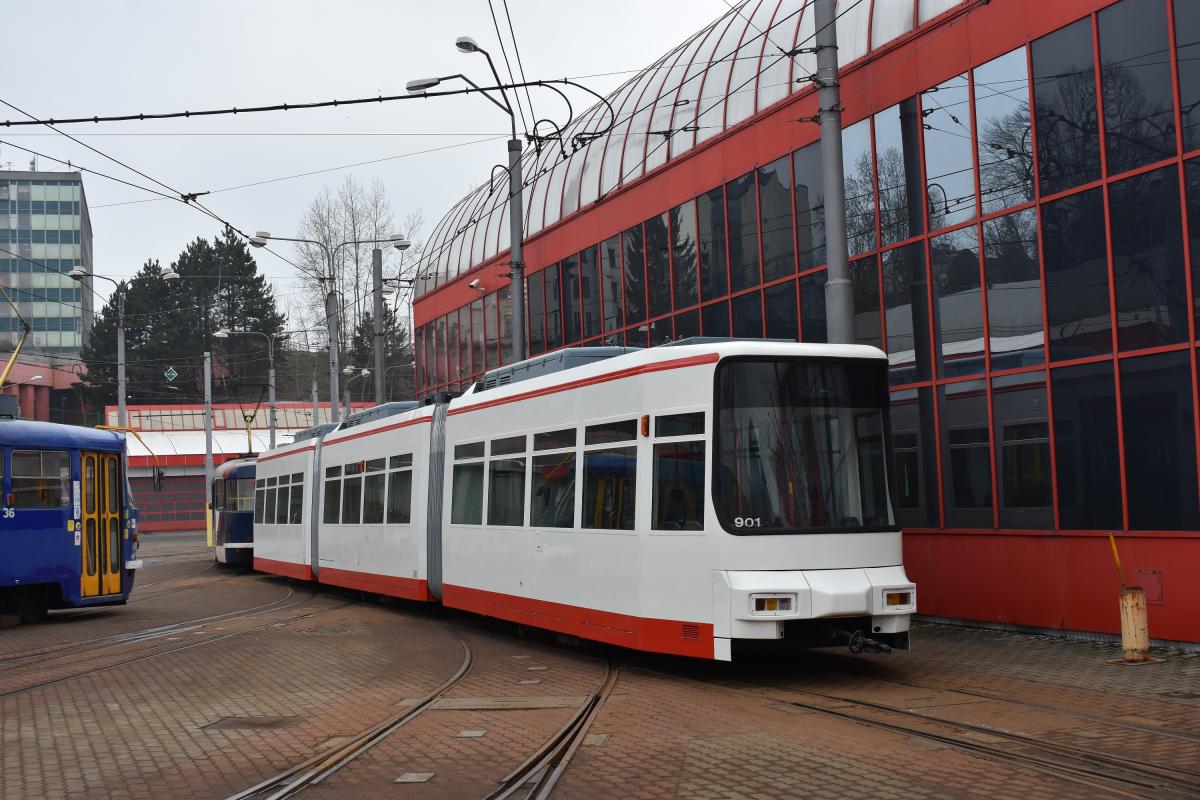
{"left": 458, "top": 306, "right": 472, "bottom": 381}
{"left": 341, "top": 476, "right": 362, "bottom": 524}
{"left": 580, "top": 246, "right": 602, "bottom": 340}
{"left": 671, "top": 201, "right": 699, "bottom": 310}
{"left": 875, "top": 98, "right": 925, "bottom": 247}
{"left": 527, "top": 269, "right": 546, "bottom": 355}
{"left": 992, "top": 372, "right": 1053, "bottom": 530}
{"left": 652, "top": 441, "right": 705, "bottom": 530}
{"left": 497, "top": 284, "right": 514, "bottom": 366}
{"left": 701, "top": 299, "right": 730, "bottom": 337}
{"left": 794, "top": 140, "right": 826, "bottom": 270}
{"left": 851, "top": 255, "right": 883, "bottom": 349}
{"left": 759, "top": 155, "right": 795, "bottom": 282}
{"left": 1052, "top": 361, "right": 1122, "bottom": 529}
{"left": 265, "top": 488, "right": 278, "bottom": 525}
{"left": 674, "top": 308, "right": 700, "bottom": 339}
{"left": 447, "top": 310, "right": 460, "bottom": 384}
{"left": 1042, "top": 187, "right": 1111, "bottom": 361}
{"left": 890, "top": 387, "right": 940, "bottom": 528}
{"left": 484, "top": 293, "right": 499, "bottom": 371}
{"left": 1032, "top": 19, "right": 1101, "bottom": 196}
{"left": 254, "top": 488, "right": 265, "bottom": 524}
{"left": 582, "top": 447, "right": 637, "bottom": 530}
{"left": 698, "top": 187, "right": 729, "bottom": 302}
{"left": 939, "top": 379, "right": 994, "bottom": 528}
{"left": 1098, "top": 0, "right": 1175, "bottom": 175}
{"left": 387, "top": 470, "right": 412, "bottom": 524}
{"left": 275, "top": 486, "right": 290, "bottom": 524}
{"left": 363, "top": 473, "right": 385, "bottom": 524}
{"left": 455, "top": 442, "right": 485, "bottom": 460}
{"left": 534, "top": 428, "right": 576, "bottom": 451}
{"left": 562, "top": 253, "right": 581, "bottom": 344}
{"left": 544, "top": 262, "right": 563, "bottom": 351}
{"left": 491, "top": 435, "right": 525, "bottom": 456}
{"left": 390, "top": 454, "right": 413, "bottom": 469}
{"left": 585, "top": 419, "right": 637, "bottom": 445}
{"left": 470, "top": 299, "right": 485, "bottom": 379}
{"left": 322, "top": 479, "right": 340, "bottom": 524}
{"left": 451, "top": 463, "right": 484, "bottom": 524}
{"left": 931, "top": 225, "right": 983, "bottom": 377}
{"left": 10, "top": 450, "right": 70, "bottom": 509}
{"left": 844, "top": 118, "right": 877, "bottom": 256}
{"left": 288, "top": 483, "right": 303, "bottom": 524}
{"left": 1122, "top": 351, "right": 1200, "bottom": 530}
{"left": 731, "top": 291, "right": 763, "bottom": 338}
{"left": 1110, "top": 167, "right": 1188, "bottom": 349}
{"left": 984, "top": 209, "right": 1044, "bottom": 370}
{"left": 764, "top": 280, "right": 798, "bottom": 341}
{"left": 656, "top": 412, "right": 704, "bottom": 437}
{"left": 922, "top": 75, "right": 977, "bottom": 230}
{"left": 530, "top": 452, "right": 576, "bottom": 528}
{"left": 488, "top": 458, "right": 526, "bottom": 526}
{"left": 882, "top": 243, "right": 933, "bottom": 384}
{"left": 623, "top": 225, "right": 646, "bottom": 324}
{"left": 1177, "top": 0, "right": 1200, "bottom": 151}
{"left": 727, "top": 172, "right": 760, "bottom": 292}
{"left": 601, "top": 236, "right": 623, "bottom": 333}
{"left": 646, "top": 212, "right": 672, "bottom": 320}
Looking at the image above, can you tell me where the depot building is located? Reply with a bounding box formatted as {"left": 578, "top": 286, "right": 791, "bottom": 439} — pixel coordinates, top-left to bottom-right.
{"left": 411, "top": 0, "right": 1200, "bottom": 645}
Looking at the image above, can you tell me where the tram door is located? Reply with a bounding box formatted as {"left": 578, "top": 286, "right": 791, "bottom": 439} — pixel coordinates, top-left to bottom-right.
{"left": 81, "top": 452, "right": 123, "bottom": 597}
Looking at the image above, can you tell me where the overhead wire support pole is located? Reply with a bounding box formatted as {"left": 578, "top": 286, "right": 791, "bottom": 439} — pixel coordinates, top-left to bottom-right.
{"left": 373, "top": 248, "right": 385, "bottom": 404}
{"left": 203, "top": 351, "right": 214, "bottom": 549}
{"left": 815, "top": 0, "right": 854, "bottom": 345}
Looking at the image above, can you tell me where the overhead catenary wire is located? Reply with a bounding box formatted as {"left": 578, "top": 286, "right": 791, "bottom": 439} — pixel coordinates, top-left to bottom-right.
{"left": 487, "top": 0, "right": 531, "bottom": 136}
{"left": 502, "top": 0, "right": 538, "bottom": 136}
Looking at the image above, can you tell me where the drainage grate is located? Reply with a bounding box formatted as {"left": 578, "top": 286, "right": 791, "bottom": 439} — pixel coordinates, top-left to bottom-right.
{"left": 203, "top": 716, "right": 301, "bottom": 731}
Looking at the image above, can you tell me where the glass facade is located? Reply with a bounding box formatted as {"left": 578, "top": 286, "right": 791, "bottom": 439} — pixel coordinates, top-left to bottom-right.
{"left": 0, "top": 173, "right": 92, "bottom": 356}
{"left": 416, "top": 0, "right": 1200, "bottom": 535}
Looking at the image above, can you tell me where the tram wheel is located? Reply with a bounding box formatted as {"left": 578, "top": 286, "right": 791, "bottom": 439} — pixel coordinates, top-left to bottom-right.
{"left": 16, "top": 588, "right": 48, "bottom": 624}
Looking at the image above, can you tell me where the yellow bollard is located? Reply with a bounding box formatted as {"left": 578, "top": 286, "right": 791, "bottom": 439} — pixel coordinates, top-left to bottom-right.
{"left": 1108, "top": 534, "right": 1160, "bottom": 665}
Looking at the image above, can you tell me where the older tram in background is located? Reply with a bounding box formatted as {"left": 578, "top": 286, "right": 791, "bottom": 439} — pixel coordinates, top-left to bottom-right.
{"left": 253, "top": 341, "right": 916, "bottom": 660}
{"left": 1, "top": 419, "right": 141, "bottom": 623}
{"left": 212, "top": 457, "right": 256, "bottom": 566}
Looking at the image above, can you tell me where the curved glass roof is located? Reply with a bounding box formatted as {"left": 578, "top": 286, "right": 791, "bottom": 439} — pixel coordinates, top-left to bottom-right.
{"left": 415, "top": 0, "right": 967, "bottom": 297}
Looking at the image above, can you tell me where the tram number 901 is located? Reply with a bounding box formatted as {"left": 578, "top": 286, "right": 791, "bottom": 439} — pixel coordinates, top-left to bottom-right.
{"left": 733, "top": 517, "right": 762, "bottom": 528}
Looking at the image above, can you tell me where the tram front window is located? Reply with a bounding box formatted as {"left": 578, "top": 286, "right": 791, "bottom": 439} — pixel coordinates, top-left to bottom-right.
{"left": 714, "top": 358, "right": 896, "bottom": 533}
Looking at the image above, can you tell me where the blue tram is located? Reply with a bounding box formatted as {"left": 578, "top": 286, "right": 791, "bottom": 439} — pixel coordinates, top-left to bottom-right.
{"left": 0, "top": 419, "right": 140, "bottom": 623}
{"left": 213, "top": 457, "right": 256, "bottom": 566}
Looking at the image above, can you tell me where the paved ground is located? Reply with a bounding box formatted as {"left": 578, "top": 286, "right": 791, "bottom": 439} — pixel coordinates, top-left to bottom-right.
{"left": 3, "top": 531, "right": 1198, "bottom": 800}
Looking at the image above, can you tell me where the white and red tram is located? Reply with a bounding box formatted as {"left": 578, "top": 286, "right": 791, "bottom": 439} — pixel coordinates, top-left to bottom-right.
{"left": 253, "top": 341, "right": 916, "bottom": 660}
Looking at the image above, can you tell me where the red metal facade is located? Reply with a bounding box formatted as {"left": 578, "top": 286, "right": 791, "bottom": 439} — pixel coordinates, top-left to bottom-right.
{"left": 413, "top": 0, "right": 1200, "bottom": 644}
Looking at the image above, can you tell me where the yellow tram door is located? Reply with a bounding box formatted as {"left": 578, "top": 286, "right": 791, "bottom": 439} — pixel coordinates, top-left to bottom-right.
{"left": 80, "top": 453, "right": 101, "bottom": 597}
{"left": 100, "top": 454, "right": 123, "bottom": 595}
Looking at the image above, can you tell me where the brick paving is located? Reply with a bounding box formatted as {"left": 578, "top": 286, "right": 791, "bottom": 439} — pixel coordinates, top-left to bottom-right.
{"left": 3, "top": 530, "right": 1198, "bottom": 799}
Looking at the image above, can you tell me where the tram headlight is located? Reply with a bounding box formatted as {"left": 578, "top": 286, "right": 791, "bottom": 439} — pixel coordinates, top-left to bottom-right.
{"left": 750, "top": 593, "right": 795, "bottom": 615}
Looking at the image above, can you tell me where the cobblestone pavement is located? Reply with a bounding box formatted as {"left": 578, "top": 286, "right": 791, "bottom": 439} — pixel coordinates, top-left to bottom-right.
{"left": 3, "top": 531, "right": 1198, "bottom": 799}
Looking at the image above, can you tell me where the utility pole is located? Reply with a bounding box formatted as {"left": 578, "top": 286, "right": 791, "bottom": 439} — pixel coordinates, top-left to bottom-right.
{"left": 508, "top": 138, "right": 527, "bottom": 361}
{"left": 324, "top": 286, "right": 342, "bottom": 424}
{"left": 372, "top": 247, "right": 385, "bottom": 403}
{"left": 816, "top": 0, "right": 854, "bottom": 345}
{"left": 311, "top": 378, "right": 320, "bottom": 425}
{"left": 203, "top": 351, "right": 214, "bottom": 549}
{"left": 116, "top": 290, "right": 126, "bottom": 427}
{"left": 266, "top": 338, "right": 277, "bottom": 449}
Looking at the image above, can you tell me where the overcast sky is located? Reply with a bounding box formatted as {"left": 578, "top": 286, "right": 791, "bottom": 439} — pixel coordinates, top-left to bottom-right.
{"left": 3, "top": 0, "right": 727, "bottom": 322}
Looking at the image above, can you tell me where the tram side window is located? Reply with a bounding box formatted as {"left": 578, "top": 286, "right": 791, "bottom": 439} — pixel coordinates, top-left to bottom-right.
{"left": 254, "top": 478, "right": 266, "bottom": 524}
{"left": 387, "top": 454, "right": 414, "bottom": 524}
{"left": 287, "top": 474, "right": 304, "bottom": 524}
{"left": 451, "top": 442, "right": 485, "bottom": 525}
{"left": 322, "top": 466, "right": 342, "bottom": 524}
{"left": 11, "top": 450, "right": 71, "bottom": 509}
{"left": 363, "top": 458, "right": 386, "bottom": 524}
{"left": 530, "top": 429, "right": 577, "bottom": 530}
{"left": 489, "top": 435, "right": 527, "bottom": 526}
{"left": 652, "top": 413, "right": 706, "bottom": 531}
{"left": 342, "top": 462, "right": 364, "bottom": 524}
{"left": 233, "top": 478, "right": 255, "bottom": 512}
{"left": 275, "top": 482, "right": 290, "bottom": 525}
{"left": 582, "top": 446, "right": 637, "bottom": 530}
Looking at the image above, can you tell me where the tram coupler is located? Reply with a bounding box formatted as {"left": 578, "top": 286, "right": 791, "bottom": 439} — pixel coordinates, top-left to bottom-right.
{"left": 847, "top": 630, "right": 892, "bottom": 655}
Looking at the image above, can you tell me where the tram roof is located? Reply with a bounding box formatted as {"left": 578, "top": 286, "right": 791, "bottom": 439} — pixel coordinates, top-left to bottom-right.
{"left": 0, "top": 419, "right": 125, "bottom": 452}
{"left": 214, "top": 457, "right": 256, "bottom": 480}
{"left": 415, "top": 0, "right": 968, "bottom": 294}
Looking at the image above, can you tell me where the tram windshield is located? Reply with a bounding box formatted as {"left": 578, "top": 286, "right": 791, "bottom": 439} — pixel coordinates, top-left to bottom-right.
{"left": 714, "top": 358, "right": 896, "bottom": 534}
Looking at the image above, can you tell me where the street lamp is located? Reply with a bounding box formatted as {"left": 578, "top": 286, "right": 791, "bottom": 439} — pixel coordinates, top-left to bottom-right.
{"left": 214, "top": 327, "right": 280, "bottom": 449}
{"left": 249, "top": 232, "right": 408, "bottom": 423}
{"left": 67, "top": 267, "right": 179, "bottom": 426}
{"left": 342, "top": 366, "right": 371, "bottom": 417}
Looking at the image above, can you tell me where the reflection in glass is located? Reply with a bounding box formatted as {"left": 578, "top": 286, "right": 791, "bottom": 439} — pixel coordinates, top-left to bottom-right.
{"left": 882, "top": 243, "right": 933, "bottom": 384}
{"left": 975, "top": 48, "right": 1034, "bottom": 214}
{"left": 991, "top": 372, "right": 1052, "bottom": 529}
{"left": 727, "top": 172, "right": 760, "bottom": 292}
{"left": 674, "top": 308, "right": 700, "bottom": 340}
{"left": 843, "top": 118, "right": 876, "bottom": 256}
{"left": 1042, "top": 188, "right": 1111, "bottom": 361}
{"left": 759, "top": 155, "right": 795, "bottom": 282}
{"left": 794, "top": 139, "right": 826, "bottom": 270}
{"left": 1052, "top": 361, "right": 1121, "bottom": 530}
{"left": 623, "top": 225, "right": 646, "bottom": 324}
{"left": 1110, "top": 167, "right": 1187, "bottom": 349}
{"left": 652, "top": 441, "right": 706, "bottom": 530}
{"left": 527, "top": 269, "right": 546, "bottom": 355}
{"left": 939, "top": 379, "right": 994, "bottom": 528}
{"left": 1098, "top": 0, "right": 1175, "bottom": 175}
{"left": 530, "top": 453, "right": 576, "bottom": 529}
{"left": 671, "top": 200, "right": 699, "bottom": 309}
{"left": 562, "top": 253, "right": 581, "bottom": 344}
{"left": 1121, "top": 351, "right": 1200, "bottom": 530}
{"left": 851, "top": 255, "right": 882, "bottom": 349}
{"left": 876, "top": 98, "right": 925, "bottom": 246}
{"left": 470, "top": 299, "right": 485, "bottom": 380}
{"left": 1177, "top": 0, "right": 1200, "bottom": 151}
{"left": 457, "top": 306, "right": 471, "bottom": 380}
{"left": 799, "top": 271, "right": 828, "bottom": 344}
{"left": 1032, "top": 19, "right": 1100, "bottom": 196}
{"left": 731, "top": 291, "right": 763, "bottom": 338}
{"left": 698, "top": 187, "right": 728, "bottom": 301}
{"left": 544, "top": 262, "right": 562, "bottom": 351}
{"left": 582, "top": 447, "right": 636, "bottom": 530}
{"left": 984, "top": 209, "right": 1043, "bottom": 370}
{"left": 497, "top": 284, "right": 513, "bottom": 366}
{"left": 488, "top": 458, "right": 526, "bottom": 526}
{"left": 701, "top": 300, "right": 730, "bottom": 337}
{"left": 601, "top": 235, "right": 622, "bottom": 333}
{"left": 580, "top": 246, "right": 601, "bottom": 340}
{"left": 645, "top": 213, "right": 671, "bottom": 320}
{"left": 931, "top": 225, "right": 983, "bottom": 377}
{"left": 446, "top": 311, "right": 459, "bottom": 383}
{"left": 922, "top": 75, "right": 976, "bottom": 230}
{"left": 764, "top": 280, "right": 798, "bottom": 341}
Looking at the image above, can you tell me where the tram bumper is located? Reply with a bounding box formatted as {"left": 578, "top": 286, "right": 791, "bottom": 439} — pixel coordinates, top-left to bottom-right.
{"left": 713, "top": 567, "right": 916, "bottom": 657}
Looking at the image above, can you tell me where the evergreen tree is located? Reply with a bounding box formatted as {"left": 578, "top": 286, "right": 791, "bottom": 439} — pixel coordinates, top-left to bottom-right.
{"left": 347, "top": 304, "right": 413, "bottom": 402}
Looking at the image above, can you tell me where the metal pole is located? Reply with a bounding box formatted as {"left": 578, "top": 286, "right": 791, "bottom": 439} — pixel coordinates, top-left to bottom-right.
{"left": 372, "top": 247, "right": 385, "bottom": 403}
{"left": 267, "top": 336, "right": 277, "bottom": 449}
{"left": 311, "top": 378, "right": 320, "bottom": 424}
{"left": 203, "top": 351, "right": 214, "bottom": 548}
{"left": 116, "top": 292, "right": 126, "bottom": 427}
{"left": 508, "top": 138, "right": 527, "bottom": 361}
{"left": 325, "top": 282, "right": 342, "bottom": 424}
{"left": 344, "top": 380, "right": 353, "bottom": 420}
{"left": 816, "top": 0, "right": 854, "bottom": 345}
